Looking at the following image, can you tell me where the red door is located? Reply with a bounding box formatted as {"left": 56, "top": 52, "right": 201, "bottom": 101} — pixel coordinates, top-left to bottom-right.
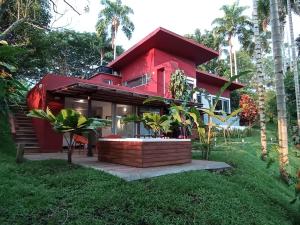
{"left": 157, "top": 68, "right": 165, "bottom": 96}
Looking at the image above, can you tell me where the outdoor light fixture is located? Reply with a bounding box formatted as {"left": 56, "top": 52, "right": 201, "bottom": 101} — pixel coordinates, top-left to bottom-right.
{"left": 74, "top": 99, "right": 86, "bottom": 103}
{"left": 123, "top": 107, "right": 127, "bottom": 112}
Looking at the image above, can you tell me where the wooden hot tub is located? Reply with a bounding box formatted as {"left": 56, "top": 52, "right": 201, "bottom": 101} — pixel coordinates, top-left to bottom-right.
{"left": 97, "top": 138, "right": 192, "bottom": 167}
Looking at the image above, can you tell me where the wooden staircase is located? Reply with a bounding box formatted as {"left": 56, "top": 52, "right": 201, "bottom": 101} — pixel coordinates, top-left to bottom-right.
{"left": 13, "top": 105, "right": 40, "bottom": 153}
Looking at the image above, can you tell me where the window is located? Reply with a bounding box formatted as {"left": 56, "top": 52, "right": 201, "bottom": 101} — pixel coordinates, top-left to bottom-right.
{"left": 223, "top": 100, "right": 229, "bottom": 113}
{"left": 197, "top": 94, "right": 202, "bottom": 104}
{"left": 213, "top": 98, "right": 222, "bottom": 111}
{"left": 124, "top": 74, "right": 149, "bottom": 88}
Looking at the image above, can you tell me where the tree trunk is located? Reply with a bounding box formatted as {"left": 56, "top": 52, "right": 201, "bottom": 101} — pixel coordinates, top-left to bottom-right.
{"left": 287, "top": 0, "right": 300, "bottom": 131}
{"left": 67, "top": 133, "right": 74, "bottom": 164}
{"left": 270, "top": 0, "right": 289, "bottom": 179}
{"left": 113, "top": 25, "right": 117, "bottom": 60}
{"left": 253, "top": 0, "right": 267, "bottom": 160}
{"left": 229, "top": 41, "right": 234, "bottom": 77}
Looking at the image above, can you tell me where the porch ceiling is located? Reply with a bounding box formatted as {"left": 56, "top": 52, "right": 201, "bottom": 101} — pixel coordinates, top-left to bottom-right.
{"left": 49, "top": 82, "right": 203, "bottom": 108}
{"left": 50, "top": 83, "right": 161, "bottom": 106}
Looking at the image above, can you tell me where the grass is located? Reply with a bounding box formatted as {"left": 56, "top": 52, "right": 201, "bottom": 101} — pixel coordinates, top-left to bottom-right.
{"left": 1, "top": 115, "right": 300, "bottom": 225}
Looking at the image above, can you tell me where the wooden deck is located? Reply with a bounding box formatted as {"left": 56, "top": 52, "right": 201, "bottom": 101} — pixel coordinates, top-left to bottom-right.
{"left": 97, "top": 138, "right": 192, "bottom": 167}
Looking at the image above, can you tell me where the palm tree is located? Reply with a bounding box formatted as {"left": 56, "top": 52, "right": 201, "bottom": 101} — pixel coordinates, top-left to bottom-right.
{"left": 287, "top": 0, "right": 300, "bottom": 130}
{"left": 252, "top": 0, "right": 267, "bottom": 160}
{"left": 97, "top": 0, "right": 134, "bottom": 59}
{"left": 270, "top": 0, "right": 289, "bottom": 180}
{"left": 212, "top": 2, "right": 253, "bottom": 77}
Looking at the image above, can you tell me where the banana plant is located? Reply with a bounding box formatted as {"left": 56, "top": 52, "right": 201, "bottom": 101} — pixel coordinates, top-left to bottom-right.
{"left": 123, "top": 112, "right": 171, "bottom": 137}
{"left": 27, "top": 107, "right": 111, "bottom": 163}
{"left": 142, "top": 113, "right": 171, "bottom": 137}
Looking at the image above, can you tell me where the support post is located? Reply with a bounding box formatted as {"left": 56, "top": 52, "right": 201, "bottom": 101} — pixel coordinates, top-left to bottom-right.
{"left": 111, "top": 103, "right": 117, "bottom": 134}
{"left": 87, "top": 96, "right": 93, "bottom": 157}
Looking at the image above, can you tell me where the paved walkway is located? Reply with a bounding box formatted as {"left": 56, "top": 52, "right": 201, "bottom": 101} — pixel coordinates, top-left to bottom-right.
{"left": 25, "top": 153, "right": 231, "bottom": 181}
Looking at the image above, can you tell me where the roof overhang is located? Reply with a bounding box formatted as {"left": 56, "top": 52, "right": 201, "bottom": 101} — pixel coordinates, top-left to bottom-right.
{"left": 108, "top": 27, "right": 219, "bottom": 70}
{"left": 196, "top": 71, "right": 245, "bottom": 91}
{"left": 50, "top": 82, "right": 161, "bottom": 106}
{"left": 50, "top": 82, "right": 203, "bottom": 107}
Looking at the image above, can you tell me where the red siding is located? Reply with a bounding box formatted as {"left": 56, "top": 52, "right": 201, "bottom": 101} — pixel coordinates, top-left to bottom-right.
{"left": 154, "top": 49, "right": 196, "bottom": 78}
{"left": 197, "top": 81, "right": 230, "bottom": 98}
{"left": 89, "top": 73, "right": 122, "bottom": 85}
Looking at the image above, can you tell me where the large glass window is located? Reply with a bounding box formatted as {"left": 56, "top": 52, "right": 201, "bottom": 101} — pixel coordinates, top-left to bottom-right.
{"left": 211, "top": 97, "right": 230, "bottom": 113}
{"left": 116, "top": 104, "right": 135, "bottom": 137}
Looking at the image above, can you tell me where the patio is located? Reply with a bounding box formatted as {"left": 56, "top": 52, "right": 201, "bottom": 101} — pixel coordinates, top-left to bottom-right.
{"left": 24, "top": 152, "right": 231, "bottom": 181}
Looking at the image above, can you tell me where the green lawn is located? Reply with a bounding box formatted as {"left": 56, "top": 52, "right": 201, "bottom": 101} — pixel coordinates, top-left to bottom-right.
{"left": 1, "top": 116, "right": 300, "bottom": 225}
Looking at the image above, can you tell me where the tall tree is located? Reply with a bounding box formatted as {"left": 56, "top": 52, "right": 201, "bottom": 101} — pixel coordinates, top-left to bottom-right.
{"left": 253, "top": 0, "right": 267, "bottom": 159}
{"left": 97, "top": 0, "right": 134, "bottom": 59}
{"left": 287, "top": 0, "right": 300, "bottom": 130}
{"left": 185, "top": 29, "right": 230, "bottom": 77}
{"left": 270, "top": 0, "right": 289, "bottom": 180}
{"left": 212, "top": 2, "right": 253, "bottom": 77}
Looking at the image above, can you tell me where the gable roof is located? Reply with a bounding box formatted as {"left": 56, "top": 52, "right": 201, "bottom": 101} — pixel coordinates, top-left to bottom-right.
{"left": 108, "top": 27, "right": 219, "bottom": 70}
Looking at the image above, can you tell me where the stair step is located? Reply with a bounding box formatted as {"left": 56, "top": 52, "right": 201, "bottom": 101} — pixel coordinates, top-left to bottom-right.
{"left": 16, "top": 133, "right": 36, "bottom": 137}
{"left": 16, "top": 140, "right": 38, "bottom": 144}
{"left": 16, "top": 136, "right": 38, "bottom": 140}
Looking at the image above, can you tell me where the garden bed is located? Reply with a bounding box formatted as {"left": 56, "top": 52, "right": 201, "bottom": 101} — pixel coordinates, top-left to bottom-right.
{"left": 97, "top": 138, "right": 192, "bottom": 167}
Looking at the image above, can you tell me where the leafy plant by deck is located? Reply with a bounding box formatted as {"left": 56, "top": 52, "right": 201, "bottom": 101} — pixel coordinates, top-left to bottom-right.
{"left": 27, "top": 108, "right": 111, "bottom": 163}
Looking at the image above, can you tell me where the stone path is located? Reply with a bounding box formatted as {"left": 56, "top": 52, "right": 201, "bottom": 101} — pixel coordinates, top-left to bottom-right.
{"left": 25, "top": 153, "right": 231, "bottom": 181}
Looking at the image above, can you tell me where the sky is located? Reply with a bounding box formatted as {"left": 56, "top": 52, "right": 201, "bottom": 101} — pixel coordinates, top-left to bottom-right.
{"left": 51, "top": 0, "right": 300, "bottom": 50}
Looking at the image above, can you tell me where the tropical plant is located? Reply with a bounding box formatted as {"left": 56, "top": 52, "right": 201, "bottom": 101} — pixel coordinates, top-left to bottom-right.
{"left": 97, "top": 0, "right": 134, "bottom": 59}
{"left": 123, "top": 112, "right": 171, "bottom": 137}
{"left": 239, "top": 94, "right": 258, "bottom": 126}
{"left": 199, "top": 73, "right": 244, "bottom": 158}
{"left": 212, "top": 2, "right": 253, "bottom": 77}
{"left": 27, "top": 107, "right": 111, "bottom": 163}
{"left": 270, "top": 0, "right": 290, "bottom": 181}
{"left": 169, "top": 69, "right": 191, "bottom": 101}
{"left": 0, "top": 41, "right": 27, "bottom": 114}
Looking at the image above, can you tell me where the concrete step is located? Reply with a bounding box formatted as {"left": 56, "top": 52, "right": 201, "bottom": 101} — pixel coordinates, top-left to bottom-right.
{"left": 24, "top": 147, "right": 40, "bottom": 153}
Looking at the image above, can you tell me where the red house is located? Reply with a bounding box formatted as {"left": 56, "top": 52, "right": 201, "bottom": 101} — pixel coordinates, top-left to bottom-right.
{"left": 26, "top": 27, "right": 244, "bottom": 152}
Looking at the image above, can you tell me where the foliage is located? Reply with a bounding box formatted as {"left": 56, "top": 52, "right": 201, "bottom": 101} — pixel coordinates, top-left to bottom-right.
{"left": 0, "top": 41, "right": 27, "bottom": 114}
{"left": 123, "top": 112, "right": 171, "bottom": 137}
{"left": 284, "top": 70, "right": 299, "bottom": 124}
{"left": 265, "top": 90, "right": 277, "bottom": 123}
{"left": 97, "top": 0, "right": 134, "bottom": 59}
{"left": 27, "top": 107, "right": 111, "bottom": 163}
{"left": 239, "top": 94, "right": 258, "bottom": 126}
{"left": 186, "top": 29, "right": 230, "bottom": 76}
{"left": 291, "top": 170, "right": 300, "bottom": 204}
{"left": 0, "top": 0, "right": 51, "bottom": 42}
{"left": 291, "top": 126, "right": 300, "bottom": 145}
{"left": 212, "top": 2, "right": 253, "bottom": 51}
{"left": 169, "top": 69, "right": 191, "bottom": 101}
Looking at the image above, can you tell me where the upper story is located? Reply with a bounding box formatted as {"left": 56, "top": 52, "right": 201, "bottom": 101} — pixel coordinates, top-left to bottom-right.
{"left": 28, "top": 27, "right": 244, "bottom": 114}
{"left": 87, "top": 27, "right": 244, "bottom": 111}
